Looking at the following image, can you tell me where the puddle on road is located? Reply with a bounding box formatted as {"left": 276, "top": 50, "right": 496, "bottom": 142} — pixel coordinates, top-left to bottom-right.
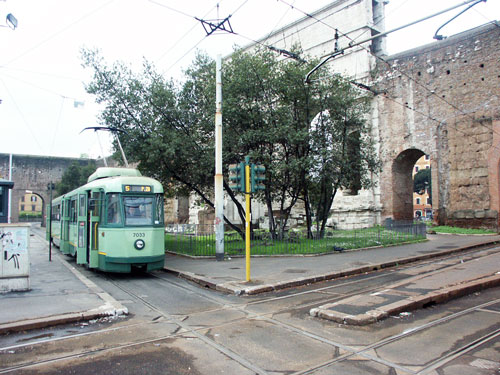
{"left": 17, "top": 333, "right": 54, "bottom": 343}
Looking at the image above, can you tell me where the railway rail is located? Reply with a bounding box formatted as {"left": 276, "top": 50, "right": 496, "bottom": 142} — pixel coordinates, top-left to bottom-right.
{"left": 1, "top": 241, "right": 499, "bottom": 374}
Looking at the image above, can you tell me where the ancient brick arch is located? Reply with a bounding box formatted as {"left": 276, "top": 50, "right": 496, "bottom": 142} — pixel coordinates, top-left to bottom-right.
{"left": 391, "top": 149, "right": 426, "bottom": 221}
{"left": 0, "top": 154, "right": 99, "bottom": 224}
{"left": 376, "top": 23, "right": 500, "bottom": 230}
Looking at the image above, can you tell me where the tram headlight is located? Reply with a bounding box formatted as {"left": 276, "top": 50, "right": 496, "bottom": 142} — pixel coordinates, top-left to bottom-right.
{"left": 134, "top": 239, "right": 145, "bottom": 250}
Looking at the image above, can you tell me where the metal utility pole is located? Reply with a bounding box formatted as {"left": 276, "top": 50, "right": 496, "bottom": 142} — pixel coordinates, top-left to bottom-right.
{"left": 214, "top": 55, "right": 224, "bottom": 261}
{"left": 7, "top": 153, "right": 12, "bottom": 223}
{"left": 47, "top": 182, "right": 54, "bottom": 262}
{"left": 244, "top": 156, "right": 251, "bottom": 281}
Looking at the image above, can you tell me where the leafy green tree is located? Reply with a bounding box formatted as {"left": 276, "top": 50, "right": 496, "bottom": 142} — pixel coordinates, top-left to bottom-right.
{"left": 81, "top": 47, "right": 379, "bottom": 239}
{"left": 56, "top": 162, "right": 96, "bottom": 196}
{"left": 414, "top": 168, "right": 431, "bottom": 204}
{"left": 306, "top": 76, "right": 379, "bottom": 236}
{"left": 222, "top": 48, "right": 311, "bottom": 238}
{"left": 81, "top": 49, "right": 247, "bottom": 233}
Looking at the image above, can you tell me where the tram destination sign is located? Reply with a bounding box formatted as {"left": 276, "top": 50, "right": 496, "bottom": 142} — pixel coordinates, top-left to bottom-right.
{"left": 123, "top": 185, "right": 152, "bottom": 193}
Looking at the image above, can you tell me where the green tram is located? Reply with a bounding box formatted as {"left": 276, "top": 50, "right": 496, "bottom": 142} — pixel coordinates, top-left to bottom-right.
{"left": 47, "top": 167, "right": 165, "bottom": 272}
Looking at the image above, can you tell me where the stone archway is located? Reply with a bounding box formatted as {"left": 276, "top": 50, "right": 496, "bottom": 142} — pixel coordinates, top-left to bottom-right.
{"left": 15, "top": 190, "right": 47, "bottom": 224}
{"left": 392, "top": 149, "right": 426, "bottom": 221}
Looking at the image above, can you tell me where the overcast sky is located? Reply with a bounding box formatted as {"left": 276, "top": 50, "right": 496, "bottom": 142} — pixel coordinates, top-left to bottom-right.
{"left": 0, "top": 0, "right": 498, "bottom": 159}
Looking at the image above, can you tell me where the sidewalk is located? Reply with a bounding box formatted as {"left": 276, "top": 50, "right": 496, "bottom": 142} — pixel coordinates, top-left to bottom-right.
{"left": 164, "top": 233, "right": 500, "bottom": 325}
{"left": 0, "top": 225, "right": 127, "bottom": 334}
{"left": 165, "top": 235, "right": 500, "bottom": 325}
{"left": 163, "top": 233, "right": 500, "bottom": 295}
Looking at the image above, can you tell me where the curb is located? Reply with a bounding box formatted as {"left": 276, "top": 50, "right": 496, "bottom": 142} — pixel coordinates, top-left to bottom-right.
{"left": 0, "top": 247, "right": 129, "bottom": 335}
{"left": 0, "top": 303, "right": 128, "bottom": 335}
{"left": 309, "top": 273, "right": 500, "bottom": 325}
{"left": 164, "top": 239, "right": 500, "bottom": 296}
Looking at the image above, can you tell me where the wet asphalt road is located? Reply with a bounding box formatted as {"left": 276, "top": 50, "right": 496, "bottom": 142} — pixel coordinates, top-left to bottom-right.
{"left": 1, "top": 249, "right": 499, "bottom": 375}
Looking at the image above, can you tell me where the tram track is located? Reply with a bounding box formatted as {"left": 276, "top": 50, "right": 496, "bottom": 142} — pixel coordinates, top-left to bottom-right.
{"left": 0, "top": 267, "right": 393, "bottom": 374}
{"left": 3, "top": 294, "right": 498, "bottom": 375}
{"left": 3, "top": 231, "right": 499, "bottom": 374}
{"left": 136, "top": 274, "right": 500, "bottom": 375}
{"left": 93, "top": 258, "right": 500, "bottom": 374}
{"left": 0, "top": 268, "right": 408, "bottom": 374}
{"left": 92, "top": 274, "right": 500, "bottom": 375}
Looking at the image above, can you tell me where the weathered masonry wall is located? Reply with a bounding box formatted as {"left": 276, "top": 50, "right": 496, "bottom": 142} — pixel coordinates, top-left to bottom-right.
{"left": 220, "top": 0, "right": 386, "bottom": 229}
{"left": 374, "top": 22, "right": 500, "bottom": 229}
{"left": 0, "top": 154, "right": 98, "bottom": 224}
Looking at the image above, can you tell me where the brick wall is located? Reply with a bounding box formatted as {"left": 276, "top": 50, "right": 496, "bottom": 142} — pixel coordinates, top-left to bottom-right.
{"left": 374, "top": 22, "right": 500, "bottom": 229}
{"left": 0, "top": 154, "right": 99, "bottom": 223}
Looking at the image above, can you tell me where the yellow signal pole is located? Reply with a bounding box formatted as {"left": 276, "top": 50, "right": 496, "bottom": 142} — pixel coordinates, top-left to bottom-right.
{"left": 245, "top": 162, "right": 251, "bottom": 282}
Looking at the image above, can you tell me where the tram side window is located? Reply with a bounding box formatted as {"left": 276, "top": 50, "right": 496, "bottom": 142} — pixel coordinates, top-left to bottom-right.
{"left": 155, "top": 194, "right": 164, "bottom": 225}
{"left": 91, "top": 192, "right": 102, "bottom": 217}
{"left": 70, "top": 198, "right": 77, "bottom": 223}
{"left": 79, "top": 195, "right": 86, "bottom": 217}
{"left": 51, "top": 204, "right": 61, "bottom": 221}
{"left": 0, "top": 187, "right": 4, "bottom": 216}
{"left": 107, "top": 194, "right": 121, "bottom": 225}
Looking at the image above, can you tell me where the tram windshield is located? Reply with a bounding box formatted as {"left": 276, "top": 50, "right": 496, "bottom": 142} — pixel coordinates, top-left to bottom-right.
{"left": 124, "top": 196, "right": 154, "bottom": 226}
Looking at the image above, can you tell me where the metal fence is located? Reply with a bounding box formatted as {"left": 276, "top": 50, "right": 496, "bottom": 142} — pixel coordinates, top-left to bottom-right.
{"left": 165, "top": 223, "right": 427, "bottom": 257}
{"left": 384, "top": 219, "right": 427, "bottom": 237}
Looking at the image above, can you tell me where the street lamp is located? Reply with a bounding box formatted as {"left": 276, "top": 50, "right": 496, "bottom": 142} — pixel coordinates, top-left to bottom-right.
{"left": 5, "top": 13, "right": 17, "bottom": 29}
{"left": 0, "top": 13, "right": 17, "bottom": 30}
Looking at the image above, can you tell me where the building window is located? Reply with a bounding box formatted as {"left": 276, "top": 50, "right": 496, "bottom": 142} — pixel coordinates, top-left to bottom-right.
{"left": 415, "top": 166, "right": 419, "bottom": 173}
{"left": 31, "top": 196, "right": 37, "bottom": 202}
{"left": 21, "top": 204, "right": 25, "bottom": 211}
{"left": 425, "top": 155, "right": 430, "bottom": 160}
{"left": 416, "top": 198, "right": 421, "bottom": 204}
{"left": 32, "top": 205, "right": 36, "bottom": 211}
{"left": 425, "top": 165, "right": 430, "bottom": 169}
{"left": 427, "top": 197, "right": 431, "bottom": 204}
{"left": 21, "top": 196, "right": 25, "bottom": 202}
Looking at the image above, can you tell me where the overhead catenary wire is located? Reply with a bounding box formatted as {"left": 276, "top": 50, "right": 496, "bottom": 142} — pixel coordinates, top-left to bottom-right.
{"left": 1, "top": 0, "right": 116, "bottom": 68}
{"left": 0, "top": 71, "right": 81, "bottom": 101}
{"left": 277, "top": 0, "right": 500, "bottom": 139}
{"left": 150, "top": 0, "right": 256, "bottom": 73}
{"left": 0, "top": 78, "right": 44, "bottom": 153}
{"left": 48, "top": 97, "right": 66, "bottom": 155}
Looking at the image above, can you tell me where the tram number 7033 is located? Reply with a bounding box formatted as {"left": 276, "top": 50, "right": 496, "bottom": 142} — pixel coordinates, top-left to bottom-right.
{"left": 133, "top": 233, "right": 146, "bottom": 238}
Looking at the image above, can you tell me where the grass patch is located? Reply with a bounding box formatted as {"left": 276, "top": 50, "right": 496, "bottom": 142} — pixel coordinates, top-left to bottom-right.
{"left": 430, "top": 226, "right": 497, "bottom": 235}
{"left": 165, "top": 226, "right": 427, "bottom": 257}
{"left": 19, "top": 211, "right": 42, "bottom": 219}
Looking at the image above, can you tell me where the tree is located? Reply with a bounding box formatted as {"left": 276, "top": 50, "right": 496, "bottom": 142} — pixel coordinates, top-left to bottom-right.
{"left": 81, "top": 50, "right": 248, "bottom": 234}
{"left": 306, "top": 76, "right": 379, "bottom": 236}
{"left": 414, "top": 168, "right": 432, "bottom": 204}
{"left": 56, "top": 162, "right": 97, "bottom": 196}
{"left": 81, "top": 47, "right": 379, "bottom": 239}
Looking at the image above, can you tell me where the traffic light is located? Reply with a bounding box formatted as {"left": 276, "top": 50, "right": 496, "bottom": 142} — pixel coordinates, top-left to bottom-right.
{"left": 228, "top": 162, "right": 245, "bottom": 192}
{"left": 251, "top": 164, "right": 266, "bottom": 192}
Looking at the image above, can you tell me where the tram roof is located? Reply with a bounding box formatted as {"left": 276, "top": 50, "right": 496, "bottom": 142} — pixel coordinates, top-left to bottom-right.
{"left": 88, "top": 167, "right": 142, "bottom": 183}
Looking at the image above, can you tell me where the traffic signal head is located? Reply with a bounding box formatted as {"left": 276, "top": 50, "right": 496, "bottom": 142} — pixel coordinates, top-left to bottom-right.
{"left": 228, "top": 162, "right": 245, "bottom": 192}
{"left": 251, "top": 164, "right": 266, "bottom": 192}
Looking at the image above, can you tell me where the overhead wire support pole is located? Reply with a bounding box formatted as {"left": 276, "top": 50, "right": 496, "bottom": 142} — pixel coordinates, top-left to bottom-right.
{"left": 304, "top": 0, "right": 483, "bottom": 83}
{"left": 215, "top": 55, "right": 224, "bottom": 261}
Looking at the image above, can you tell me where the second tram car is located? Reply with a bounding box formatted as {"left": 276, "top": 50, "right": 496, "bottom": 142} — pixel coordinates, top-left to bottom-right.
{"left": 47, "top": 167, "right": 165, "bottom": 272}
